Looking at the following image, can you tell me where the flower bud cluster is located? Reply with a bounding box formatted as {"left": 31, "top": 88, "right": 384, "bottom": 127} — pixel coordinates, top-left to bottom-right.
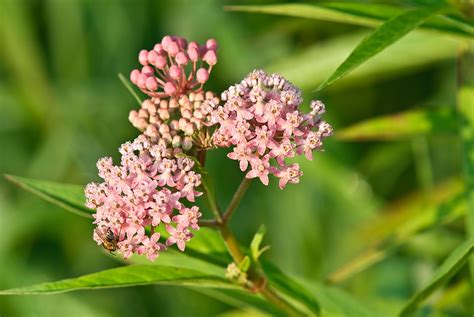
{"left": 128, "top": 91, "right": 219, "bottom": 150}
{"left": 210, "top": 70, "right": 332, "bottom": 189}
{"left": 130, "top": 35, "right": 218, "bottom": 99}
{"left": 85, "top": 135, "right": 203, "bottom": 261}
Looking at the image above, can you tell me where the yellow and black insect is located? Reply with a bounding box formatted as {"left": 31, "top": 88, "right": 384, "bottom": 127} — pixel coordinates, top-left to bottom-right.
{"left": 97, "top": 228, "right": 119, "bottom": 254}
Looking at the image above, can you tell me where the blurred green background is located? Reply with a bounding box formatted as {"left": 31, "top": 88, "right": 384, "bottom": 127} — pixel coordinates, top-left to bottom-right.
{"left": 0, "top": 0, "right": 471, "bottom": 316}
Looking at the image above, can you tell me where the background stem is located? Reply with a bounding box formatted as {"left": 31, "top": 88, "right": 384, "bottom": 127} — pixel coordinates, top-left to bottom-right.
{"left": 457, "top": 41, "right": 474, "bottom": 284}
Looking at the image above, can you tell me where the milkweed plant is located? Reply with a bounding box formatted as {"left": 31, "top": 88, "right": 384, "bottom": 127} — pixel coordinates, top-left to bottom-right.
{"left": 2, "top": 1, "right": 474, "bottom": 316}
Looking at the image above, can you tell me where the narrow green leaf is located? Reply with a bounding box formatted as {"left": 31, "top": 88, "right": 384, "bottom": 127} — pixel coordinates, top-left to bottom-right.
{"left": 238, "top": 256, "right": 251, "bottom": 273}
{"left": 267, "top": 31, "right": 458, "bottom": 91}
{"left": 262, "top": 262, "right": 320, "bottom": 316}
{"left": 250, "top": 224, "right": 267, "bottom": 262}
{"left": 399, "top": 238, "right": 474, "bottom": 316}
{"left": 226, "top": 3, "right": 473, "bottom": 39}
{"left": 4, "top": 174, "right": 91, "bottom": 218}
{"left": 336, "top": 107, "right": 458, "bottom": 141}
{"left": 118, "top": 73, "right": 142, "bottom": 106}
{"left": 0, "top": 265, "right": 236, "bottom": 295}
{"left": 318, "top": 4, "right": 446, "bottom": 90}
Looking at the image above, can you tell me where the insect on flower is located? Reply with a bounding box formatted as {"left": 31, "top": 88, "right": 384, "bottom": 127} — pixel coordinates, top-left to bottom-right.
{"left": 95, "top": 227, "right": 119, "bottom": 255}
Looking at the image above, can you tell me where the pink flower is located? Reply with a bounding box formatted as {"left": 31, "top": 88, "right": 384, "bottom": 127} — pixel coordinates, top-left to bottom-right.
{"left": 165, "top": 225, "right": 192, "bottom": 251}
{"left": 246, "top": 157, "right": 271, "bottom": 185}
{"left": 227, "top": 143, "right": 254, "bottom": 171}
{"left": 210, "top": 69, "right": 332, "bottom": 188}
{"left": 129, "top": 35, "right": 218, "bottom": 99}
{"left": 138, "top": 233, "right": 164, "bottom": 261}
{"left": 85, "top": 134, "right": 203, "bottom": 261}
{"left": 275, "top": 164, "right": 302, "bottom": 189}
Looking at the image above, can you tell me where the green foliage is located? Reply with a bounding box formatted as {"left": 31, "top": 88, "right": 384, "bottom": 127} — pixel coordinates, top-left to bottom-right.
{"left": 4, "top": 175, "right": 91, "bottom": 218}
{"left": 0, "top": 265, "right": 235, "bottom": 295}
{"left": 2, "top": 0, "right": 474, "bottom": 316}
{"left": 336, "top": 107, "right": 458, "bottom": 141}
{"left": 399, "top": 238, "right": 474, "bottom": 316}
{"left": 226, "top": 3, "right": 474, "bottom": 39}
{"left": 250, "top": 225, "right": 269, "bottom": 262}
{"left": 318, "top": 4, "right": 447, "bottom": 90}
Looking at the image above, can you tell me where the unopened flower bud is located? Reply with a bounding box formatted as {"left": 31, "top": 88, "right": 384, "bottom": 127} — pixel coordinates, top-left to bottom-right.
{"left": 182, "top": 136, "right": 193, "bottom": 150}
{"left": 203, "top": 50, "right": 217, "bottom": 66}
{"left": 175, "top": 52, "right": 188, "bottom": 65}
{"left": 138, "top": 108, "right": 149, "bottom": 118}
{"left": 184, "top": 122, "right": 194, "bottom": 136}
{"left": 139, "top": 50, "right": 149, "bottom": 65}
{"left": 130, "top": 69, "right": 140, "bottom": 84}
{"left": 172, "top": 135, "right": 182, "bottom": 148}
{"left": 158, "top": 108, "right": 170, "bottom": 120}
{"left": 154, "top": 55, "right": 167, "bottom": 69}
{"left": 169, "top": 65, "right": 181, "bottom": 79}
{"left": 206, "top": 39, "right": 218, "bottom": 50}
{"left": 196, "top": 68, "right": 209, "bottom": 84}
{"left": 146, "top": 77, "right": 158, "bottom": 91}
{"left": 164, "top": 82, "right": 176, "bottom": 95}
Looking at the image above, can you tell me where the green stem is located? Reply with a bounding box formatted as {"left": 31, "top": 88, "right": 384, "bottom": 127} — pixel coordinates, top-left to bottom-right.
{"left": 203, "top": 174, "right": 302, "bottom": 315}
{"left": 223, "top": 177, "right": 252, "bottom": 223}
{"left": 457, "top": 41, "right": 474, "bottom": 285}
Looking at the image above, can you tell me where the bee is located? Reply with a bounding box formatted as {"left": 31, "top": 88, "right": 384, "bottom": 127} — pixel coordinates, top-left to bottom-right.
{"left": 96, "top": 227, "right": 119, "bottom": 255}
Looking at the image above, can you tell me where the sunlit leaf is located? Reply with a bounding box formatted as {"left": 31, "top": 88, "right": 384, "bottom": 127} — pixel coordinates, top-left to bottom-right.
{"left": 266, "top": 31, "right": 458, "bottom": 91}
{"left": 318, "top": 4, "right": 446, "bottom": 90}
{"left": 336, "top": 108, "right": 458, "bottom": 141}
{"left": 399, "top": 238, "right": 474, "bottom": 316}
{"left": 4, "top": 175, "right": 91, "bottom": 218}
{"left": 0, "top": 265, "right": 236, "bottom": 295}
{"left": 226, "top": 3, "right": 473, "bottom": 39}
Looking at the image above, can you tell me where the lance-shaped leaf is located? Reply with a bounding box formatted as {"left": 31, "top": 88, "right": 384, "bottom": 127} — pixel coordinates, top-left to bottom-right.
{"left": 262, "top": 262, "right": 320, "bottom": 316}
{"left": 318, "top": 4, "right": 446, "bottom": 90}
{"left": 0, "top": 265, "right": 236, "bottom": 295}
{"left": 336, "top": 107, "right": 458, "bottom": 141}
{"left": 226, "top": 3, "right": 473, "bottom": 39}
{"left": 399, "top": 238, "right": 474, "bottom": 316}
{"left": 4, "top": 174, "right": 91, "bottom": 218}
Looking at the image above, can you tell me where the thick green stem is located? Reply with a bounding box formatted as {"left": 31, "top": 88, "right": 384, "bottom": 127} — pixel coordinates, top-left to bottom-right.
{"left": 203, "top": 174, "right": 302, "bottom": 315}
{"left": 457, "top": 41, "right": 474, "bottom": 285}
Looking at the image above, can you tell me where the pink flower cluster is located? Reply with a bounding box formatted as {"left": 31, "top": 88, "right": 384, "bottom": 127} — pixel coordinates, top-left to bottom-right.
{"left": 129, "top": 91, "right": 219, "bottom": 150}
{"left": 210, "top": 70, "right": 332, "bottom": 189}
{"left": 85, "top": 135, "right": 202, "bottom": 261}
{"left": 130, "top": 35, "right": 218, "bottom": 99}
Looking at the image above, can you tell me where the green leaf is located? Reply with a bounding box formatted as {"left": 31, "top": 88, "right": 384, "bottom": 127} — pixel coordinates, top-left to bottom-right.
{"left": 336, "top": 107, "right": 458, "bottom": 141}
{"left": 262, "top": 262, "right": 320, "bottom": 316}
{"left": 267, "top": 31, "right": 458, "bottom": 91}
{"left": 4, "top": 174, "right": 91, "bottom": 218}
{"left": 318, "top": 4, "right": 446, "bottom": 90}
{"left": 399, "top": 238, "right": 474, "bottom": 316}
{"left": 226, "top": 3, "right": 473, "bottom": 39}
{"left": 0, "top": 265, "right": 236, "bottom": 295}
{"left": 238, "top": 256, "right": 251, "bottom": 273}
{"left": 250, "top": 224, "right": 269, "bottom": 262}
{"left": 327, "top": 180, "right": 465, "bottom": 283}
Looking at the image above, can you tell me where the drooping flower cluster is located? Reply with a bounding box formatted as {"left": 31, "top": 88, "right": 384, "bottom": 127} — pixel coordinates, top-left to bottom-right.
{"left": 129, "top": 91, "right": 219, "bottom": 150}
{"left": 85, "top": 135, "right": 202, "bottom": 261}
{"left": 210, "top": 70, "right": 332, "bottom": 189}
{"left": 130, "top": 35, "right": 218, "bottom": 99}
